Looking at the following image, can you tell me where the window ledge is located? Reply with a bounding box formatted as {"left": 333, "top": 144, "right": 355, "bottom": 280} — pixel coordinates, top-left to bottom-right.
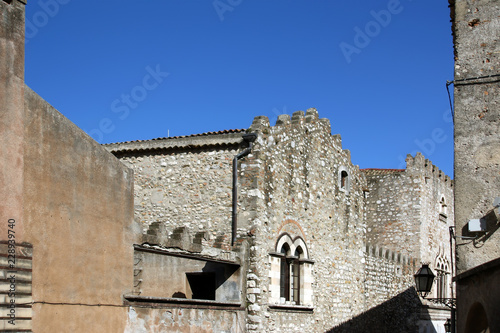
{"left": 268, "top": 304, "right": 314, "bottom": 312}
{"left": 124, "top": 294, "right": 242, "bottom": 309}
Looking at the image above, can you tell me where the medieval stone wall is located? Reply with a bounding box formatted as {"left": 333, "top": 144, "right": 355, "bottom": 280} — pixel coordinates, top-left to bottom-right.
{"left": 407, "top": 154, "right": 454, "bottom": 266}
{"left": 108, "top": 132, "right": 247, "bottom": 249}
{"left": 364, "top": 153, "right": 454, "bottom": 265}
{"left": 364, "top": 168, "right": 422, "bottom": 257}
{"left": 364, "top": 244, "right": 417, "bottom": 310}
{"left": 327, "top": 245, "right": 420, "bottom": 332}
{"left": 108, "top": 109, "right": 454, "bottom": 333}
{"left": 364, "top": 153, "right": 454, "bottom": 305}
{"left": 242, "top": 109, "right": 368, "bottom": 332}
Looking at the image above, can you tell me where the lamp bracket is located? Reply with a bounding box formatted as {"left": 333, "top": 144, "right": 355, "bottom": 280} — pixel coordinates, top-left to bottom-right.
{"left": 422, "top": 297, "right": 456, "bottom": 309}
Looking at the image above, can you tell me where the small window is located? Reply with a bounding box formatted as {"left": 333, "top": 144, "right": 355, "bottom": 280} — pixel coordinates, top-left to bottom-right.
{"left": 338, "top": 167, "right": 350, "bottom": 193}
{"left": 186, "top": 272, "right": 216, "bottom": 300}
{"left": 341, "top": 171, "right": 348, "bottom": 189}
{"left": 439, "top": 196, "right": 447, "bottom": 222}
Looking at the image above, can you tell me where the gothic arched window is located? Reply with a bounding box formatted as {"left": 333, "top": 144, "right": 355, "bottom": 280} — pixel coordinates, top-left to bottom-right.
{"left": 435, "top": 255, "right": 450, "bottom": 299}
{"left": 269, "top": 234, "right": 314, "bottom": 306}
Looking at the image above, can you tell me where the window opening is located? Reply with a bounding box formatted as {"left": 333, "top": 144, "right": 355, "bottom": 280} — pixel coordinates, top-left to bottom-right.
{"left": 271, "top": 233, "right": 313, "bottom": 307}
{"left": 341, "top": 171, "right": 348, "bottom": 189}
{"left": 439, "top": 197, "right": 448, "bottom": 222}
{"left": 186, "top": 272, "right": 216, "bottom": 300}
{"left": 291, "top": 247, "right": 303, "bottom": 304}
{"left": 435, "top": 255, "right": 450, "bottom": 299}
{"left": 280, "top": 244, "right": 290, "bottom": 301}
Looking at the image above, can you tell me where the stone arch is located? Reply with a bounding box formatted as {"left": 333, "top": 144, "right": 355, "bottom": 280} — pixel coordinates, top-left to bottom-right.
{"left": 277, "top": 219, "right": 307, "bottom": 242}
{"left": 275, "top": 233, "right": 309, "bottom": 259}
{"left": 465, "top": 302, "right": 489, "bottom": 333}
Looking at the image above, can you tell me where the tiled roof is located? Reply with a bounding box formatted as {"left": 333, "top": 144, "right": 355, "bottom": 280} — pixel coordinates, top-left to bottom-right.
{"left": 104, "top": 129, "right": 247, "bottom": 154}
{"left": 361, "top": 168, "right": 405, "bottom": 175}
{"left": 102, "top": 129, "right": 246, "bottom": 146}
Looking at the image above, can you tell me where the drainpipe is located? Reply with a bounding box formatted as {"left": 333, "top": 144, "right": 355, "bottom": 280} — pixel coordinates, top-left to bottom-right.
{"left": 232, "top": 133, "right": 257, "bottom": 246}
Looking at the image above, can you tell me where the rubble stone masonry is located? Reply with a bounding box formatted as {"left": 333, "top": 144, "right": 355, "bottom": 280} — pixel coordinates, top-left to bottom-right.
{"left": 107, "top": 108, "right": 454, "bottom": 332}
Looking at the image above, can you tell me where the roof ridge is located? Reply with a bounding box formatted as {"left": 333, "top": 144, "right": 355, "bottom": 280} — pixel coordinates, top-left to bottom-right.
{"left": 361, "top": 168, "right": 405, "bottom": 172}
{"left": 102, "top": 129, "right": 246, "bottom": 146}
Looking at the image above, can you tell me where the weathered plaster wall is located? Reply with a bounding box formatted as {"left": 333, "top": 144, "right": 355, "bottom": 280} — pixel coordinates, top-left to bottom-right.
{"left": 23, "top": 87, "right": 137, "bottom": 332}
{"left": 1, "top": 1, "right": 31, "bottom": 330}
{"left": 125, "top": 306, "right": 246, "bottom": 333}
{"left": 451, "top": 1, "right": 500, "bottom": 332}
{"left": 132, "top": 247, "right": 241, "bottom": 302}
{"left": 455, "top": 261, "right": 500, "bottom": 333}
{"left": 452, "top": 0, "right": 500, "bottom": 273}
{"left": 0, "top": 0, "right": 25, "bottom": 240}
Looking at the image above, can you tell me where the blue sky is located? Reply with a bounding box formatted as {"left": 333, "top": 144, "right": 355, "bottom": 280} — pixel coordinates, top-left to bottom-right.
{"left": 24, "top": 0, "right": 454, "bottom": 176}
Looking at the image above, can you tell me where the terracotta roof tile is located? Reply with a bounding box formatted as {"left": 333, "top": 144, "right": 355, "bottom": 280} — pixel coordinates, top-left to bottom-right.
{"left": 102, "top": 129, "right": 246, "bottom": 146}
{"left": 361, "top": 168, "right": 405, "bottom": 175}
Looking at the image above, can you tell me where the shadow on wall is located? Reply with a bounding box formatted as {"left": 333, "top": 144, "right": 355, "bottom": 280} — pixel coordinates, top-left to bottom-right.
{"left": 326, "top": 287, "right": 434, "bottom": 333}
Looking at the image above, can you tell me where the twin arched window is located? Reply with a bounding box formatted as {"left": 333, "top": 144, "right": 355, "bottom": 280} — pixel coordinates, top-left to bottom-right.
{"left": 279, "top": 242, "right": 305, "bottom": 303}
{"left": 435, "top": 255, "right": 450, "bottom": 299}
{"left": 270, "top": 234, "right": 313, "bottom": 306}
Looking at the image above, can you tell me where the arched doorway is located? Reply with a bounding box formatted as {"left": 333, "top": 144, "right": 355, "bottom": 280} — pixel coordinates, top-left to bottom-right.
{"left": 465, "top": 302, "right": 489, "bottom": 333}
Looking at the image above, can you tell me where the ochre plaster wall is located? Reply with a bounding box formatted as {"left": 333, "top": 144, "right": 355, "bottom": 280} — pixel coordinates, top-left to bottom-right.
{"left": 23, "top": 87, "right": 137, "bottom": 332}
{"left": 0, "top": 0, "right": 26, "bottom": 240}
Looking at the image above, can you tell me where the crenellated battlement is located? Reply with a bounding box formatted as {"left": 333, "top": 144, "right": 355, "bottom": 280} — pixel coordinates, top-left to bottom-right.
{"left": 250, "top": 108, "right": 330, "bottom": 129}
{"left": 405, "top": 152, "right": 453, "bottom": 187}
{"left": 366, "top": 243, "right": 417, "bottom": 268}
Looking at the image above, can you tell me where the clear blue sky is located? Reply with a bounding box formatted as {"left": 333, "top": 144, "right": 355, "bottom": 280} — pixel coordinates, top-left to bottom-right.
{"left": 24, "top": 0, "right": 454, "bottom": 176}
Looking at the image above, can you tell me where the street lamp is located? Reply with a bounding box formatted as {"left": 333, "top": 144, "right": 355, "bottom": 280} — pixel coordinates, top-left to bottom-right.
{"left": 444, "top": 318, "right": 452, "bottom": 333}
{"left": 414, "top": 263, "right": 456, "bottom": 333}
{"left": 413, "top": 264, "right": 435, "bottom": 298}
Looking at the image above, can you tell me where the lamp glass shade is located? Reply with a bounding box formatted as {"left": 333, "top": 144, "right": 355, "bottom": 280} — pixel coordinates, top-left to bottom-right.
{"left": 414, "top": 264, "right": 435, "bottom": 296}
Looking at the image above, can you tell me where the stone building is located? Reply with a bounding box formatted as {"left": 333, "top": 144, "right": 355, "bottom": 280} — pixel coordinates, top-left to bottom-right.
{"left": 106, "top": 110, "right": 454, "bottom": 332}
{"left": 449, "top": 0, "right": 500, "bottom": 332}
{"left": 0, "top": 0, "right": 457, "bottom": 332}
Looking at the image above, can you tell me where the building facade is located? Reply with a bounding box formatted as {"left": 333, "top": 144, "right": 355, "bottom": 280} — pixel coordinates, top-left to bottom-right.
{"left": 0, "top": 1, "right": 458, "bottom": 331}
{"left": 107, "top": 110, "right": 454, "bottom": 332}
{"left": 450, "top": 0, "right": 500, "bottom": 332}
